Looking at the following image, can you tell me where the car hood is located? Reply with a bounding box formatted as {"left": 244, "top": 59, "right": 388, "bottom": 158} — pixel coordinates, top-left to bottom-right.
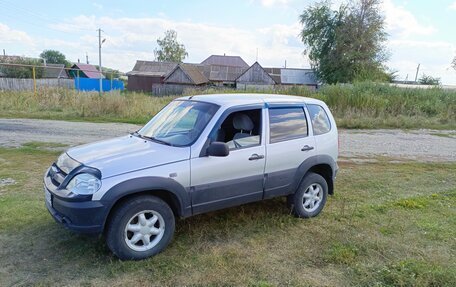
{"left": 66, "top": 135, "right": 190, "bottom": 178}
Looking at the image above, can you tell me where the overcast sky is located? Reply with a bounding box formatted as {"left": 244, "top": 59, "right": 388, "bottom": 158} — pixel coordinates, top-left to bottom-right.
{"left": 0, "top": 0, "right": 455, "bottom": 84}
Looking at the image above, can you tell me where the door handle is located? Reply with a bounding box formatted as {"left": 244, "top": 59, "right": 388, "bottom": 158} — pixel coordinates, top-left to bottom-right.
{"left": 301, "top": 145, "right": 314, "bottom": 151}
{"left": 249, "top": 154, "right": 264, "bottom": 160}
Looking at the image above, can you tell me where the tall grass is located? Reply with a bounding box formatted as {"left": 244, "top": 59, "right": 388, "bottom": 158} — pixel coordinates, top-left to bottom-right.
{"left": 0, "top": 88, "right": 176, "bottom": 124}
{"left": 0, "top": 82, "right": 454, "bottom": 129}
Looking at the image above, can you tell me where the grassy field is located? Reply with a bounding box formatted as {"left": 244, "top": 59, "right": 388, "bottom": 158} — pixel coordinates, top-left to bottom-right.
{"left": 0, "top": 145, "right": 455, "bottom": 286}
{"left": 0, "top": 82, "right": 455, "bottom": 129}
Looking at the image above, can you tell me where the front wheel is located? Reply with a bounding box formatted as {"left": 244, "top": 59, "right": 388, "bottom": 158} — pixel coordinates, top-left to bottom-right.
{"left": 291, "top": 172, "right": 328, "bottom": 218}
{"left": 105, "top": 195, "right": 175, "bottom": 260}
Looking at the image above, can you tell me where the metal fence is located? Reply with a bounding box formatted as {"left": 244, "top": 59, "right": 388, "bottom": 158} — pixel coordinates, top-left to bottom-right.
{"left": 75, "top": 78, "right": 124, "bottom": 92}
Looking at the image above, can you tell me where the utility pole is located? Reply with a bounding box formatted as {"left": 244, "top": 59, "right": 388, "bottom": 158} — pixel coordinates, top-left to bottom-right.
{"left": 414, "top": 63, "right": 420, "bottom": 83}
{"left": 98, "top": 28, "right": 103, "bottom": 95}
{"left": 86, "top": 52, "right": 89, "bottom": 64}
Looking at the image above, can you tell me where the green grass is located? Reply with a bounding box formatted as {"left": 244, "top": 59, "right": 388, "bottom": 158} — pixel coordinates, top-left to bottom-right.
{"left": 0, "top": 146, "right": 455, "bottom": 286}
{"left": 1, "top": 82, "right": 455, "bottom": 129}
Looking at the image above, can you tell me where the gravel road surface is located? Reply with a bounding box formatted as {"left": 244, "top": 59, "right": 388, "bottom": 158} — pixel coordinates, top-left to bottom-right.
{"left": 1, "top": 118, "right": 455, "bottom": 162}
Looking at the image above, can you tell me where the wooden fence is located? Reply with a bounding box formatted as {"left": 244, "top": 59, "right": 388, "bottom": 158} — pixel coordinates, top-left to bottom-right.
{"left": 0, "top": 78, "right": 74, "bottom": 91}
{"left": 152, "top": 84, "right": 204, "bottom": 96}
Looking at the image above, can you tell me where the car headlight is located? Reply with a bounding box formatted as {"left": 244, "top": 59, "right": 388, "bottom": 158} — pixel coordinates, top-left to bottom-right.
{"left": 66, "top": 173, "right": 101, "bottom": 195}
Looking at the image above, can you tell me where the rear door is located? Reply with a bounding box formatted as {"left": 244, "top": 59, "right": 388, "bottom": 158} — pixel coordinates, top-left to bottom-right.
{"left": 264, "top": 104, "right": 317, "bottom": 198}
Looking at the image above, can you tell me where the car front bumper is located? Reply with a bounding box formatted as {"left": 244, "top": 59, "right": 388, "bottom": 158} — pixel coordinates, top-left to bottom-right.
{"left": 44, "top": 187, "right": 108, "bottom": 234}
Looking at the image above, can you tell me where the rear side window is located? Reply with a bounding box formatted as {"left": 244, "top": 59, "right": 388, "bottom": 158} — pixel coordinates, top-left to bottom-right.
{"left": 307, "top": 104, "right": 331, "bottom": 135}
{"left": 269, "top": 107, "right": 308, "bottom": 143}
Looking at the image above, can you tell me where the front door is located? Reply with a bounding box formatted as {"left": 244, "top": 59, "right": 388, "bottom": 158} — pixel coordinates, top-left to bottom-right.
{"left": 190, "top": 107, "right": 266, "bottom": 214}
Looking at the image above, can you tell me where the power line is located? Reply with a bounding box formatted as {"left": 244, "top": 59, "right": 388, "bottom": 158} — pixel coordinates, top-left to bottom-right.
{"left": 0, "top": 1, "right": 96, "bottom": 34}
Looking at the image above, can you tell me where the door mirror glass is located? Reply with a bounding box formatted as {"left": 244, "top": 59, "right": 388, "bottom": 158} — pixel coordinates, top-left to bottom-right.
{"left": 207, "top": 142, "right": 230, "bottom": 157}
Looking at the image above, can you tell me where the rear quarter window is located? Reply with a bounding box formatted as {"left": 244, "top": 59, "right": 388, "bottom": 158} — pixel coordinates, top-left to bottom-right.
{"left": 307, "top": 104, "right": 331, "bottom": 135}
{"left": 269, "top": 107, "right": 308, "bottom": 143}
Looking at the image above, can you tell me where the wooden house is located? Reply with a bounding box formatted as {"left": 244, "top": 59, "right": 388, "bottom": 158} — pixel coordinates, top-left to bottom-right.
{"left": 126, "top": 61, "right": 177, "bottom": 92}
{"left": 236, "top": 62, "right": 276, "bottom": 90}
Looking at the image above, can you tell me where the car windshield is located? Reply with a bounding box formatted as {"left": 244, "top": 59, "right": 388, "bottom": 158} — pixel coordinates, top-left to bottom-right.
{"left": 137, "top": 100, "right": 218, "bottom": 146}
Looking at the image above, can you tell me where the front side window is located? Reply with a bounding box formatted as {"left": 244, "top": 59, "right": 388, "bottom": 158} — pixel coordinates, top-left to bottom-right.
{"left": 212, "top": 109, "right": 262, "bottom": 150}
{"left": 138, "top": 100, "right": 218, "bottom": 146}
{"left": 307, "top": 104, "right": 331, "bottom": 135}
{"left": 269, "top": 107, "right": 308, "bottom": 143}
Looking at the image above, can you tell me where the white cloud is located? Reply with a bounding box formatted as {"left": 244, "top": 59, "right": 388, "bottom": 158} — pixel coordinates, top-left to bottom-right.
{"left": 0, "top": 23, "right": 34, "bottom": 46}
{"left": 382, "top": 0, "right": 436, "bottom": 37}
{"left": 259, "top": 0, "right": 291, "bottom": 7}
{"left": 48, "top": 16, "right": 309, "bottom": 72}
{"left": 450, "top": 1, "right": 456, "bottom": 10}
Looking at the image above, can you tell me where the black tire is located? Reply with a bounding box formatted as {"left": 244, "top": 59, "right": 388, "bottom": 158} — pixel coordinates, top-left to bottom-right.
{"left": 291, "top": 172, "right": 328, "bottom": 218}
{"left": 105, "top": 195, "right": 175, "bottom": 260}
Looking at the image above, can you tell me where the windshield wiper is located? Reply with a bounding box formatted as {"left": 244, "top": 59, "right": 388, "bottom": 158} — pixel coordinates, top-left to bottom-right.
{"left": 148, "top": 136, "right": 173, "bottom": 146}
{"left": 131, "top": 132, "right": 173, "bottom": 146}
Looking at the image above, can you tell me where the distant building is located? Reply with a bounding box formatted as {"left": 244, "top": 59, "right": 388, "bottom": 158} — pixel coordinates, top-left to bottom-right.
{"left": 126, "top": 61, "right": 177, "bottom": 92}
{"left": 127, "top": 54, "right": 318, "bottom": 94}
{"left": 264, "top": 68, "right": 318, "bottom": 90}
{"left": 43, "top": 64, "right": 68, "bottom": 79}
{"left": 199, "top": 55, "right": 249, "bottom": 87}
{"left": 164, "top": 63, "right": 209, "bottom": 86}
{"left": 201, "top": 55, "right": 249, "bottom": 68}
{"left": 236, "top": 62, "right": 276, "bottom": 90}
{"left": 69, "top": 63, "right": 104, "bottom": 79}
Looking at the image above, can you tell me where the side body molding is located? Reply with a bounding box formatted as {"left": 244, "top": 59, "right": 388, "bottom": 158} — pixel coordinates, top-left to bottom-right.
{"left": 264, "top": 155, "right": 337, "bottom": 199}
{"left": 100, "top": 176, "right": 192, "bottom": 220}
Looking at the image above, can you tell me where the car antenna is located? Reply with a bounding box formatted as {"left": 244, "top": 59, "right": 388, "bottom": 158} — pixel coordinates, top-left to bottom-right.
{"left": 189, "top": 95, "right": 194, "bottom": 99}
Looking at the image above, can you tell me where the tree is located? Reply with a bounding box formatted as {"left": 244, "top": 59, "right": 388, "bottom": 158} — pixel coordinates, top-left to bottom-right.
{"left": 452, "top": 56, "right": 456, "bottom": 71}
{"left": 419, "top": 74, "right": 441, "bottom": 86}
{"left": 0, "top": 56, "right": 43, "bottom": 78}
{"left": 94, "top": 65, "right": 122, "bottom": 79}
{"left": 154, "top": 30, "right": 188, "bottom": 62}
{"left": 40, "top": 50, "right": 70, "bottom": 66}
{"left": 299, "top": 0, "right": 388, "bottom": 83}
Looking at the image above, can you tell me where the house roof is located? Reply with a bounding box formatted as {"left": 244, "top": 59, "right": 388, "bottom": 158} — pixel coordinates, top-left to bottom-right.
{"left": 182, "top": 64, "right": 208, "bottom": 85}
{"left": 201, "top": 55, "right": 249, "bottom": 68}
{"left": 43, "top": 64, "right": 68, "bottom": 78}
{"left": 236, "top": 62, "right": 276, "bottom": 84}
{"left": 165, "top": 63, "right": 208, "bottom": 85}
{"left": 263, "top": 67, "right": 282, "bottom": 84}
{"left": 71, "top": 63, "right": 104, "bottom": 79}
{"left": 127, "top": 60, "right": 177, "bottom": 77}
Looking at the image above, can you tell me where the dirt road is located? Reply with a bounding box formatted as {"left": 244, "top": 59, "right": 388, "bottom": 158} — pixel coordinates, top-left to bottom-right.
{"left": 1, "top": 118, "right": 455, "bottom": 162}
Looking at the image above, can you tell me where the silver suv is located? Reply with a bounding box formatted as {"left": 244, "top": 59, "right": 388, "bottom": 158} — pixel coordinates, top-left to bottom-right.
{"left": 44, "top": 94, "right": 338, "bottom": 260}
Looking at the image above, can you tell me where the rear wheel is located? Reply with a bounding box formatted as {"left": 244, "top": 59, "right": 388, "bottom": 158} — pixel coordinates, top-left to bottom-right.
{"left": 106, "top": 195, "right": 175, "bottom": 260}
{"left": 291, "top": 172, "right": 328, "bottom": 218}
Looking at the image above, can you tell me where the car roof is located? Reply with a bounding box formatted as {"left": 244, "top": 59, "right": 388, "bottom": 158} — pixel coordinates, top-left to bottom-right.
{"left": 177, "top": 93, "right": 326, "bottom": 108}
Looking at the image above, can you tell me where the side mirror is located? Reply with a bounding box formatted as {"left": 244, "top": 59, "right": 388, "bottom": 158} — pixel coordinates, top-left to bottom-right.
{"left": 207, "top": 141, "right": 229, "bottom": 157}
